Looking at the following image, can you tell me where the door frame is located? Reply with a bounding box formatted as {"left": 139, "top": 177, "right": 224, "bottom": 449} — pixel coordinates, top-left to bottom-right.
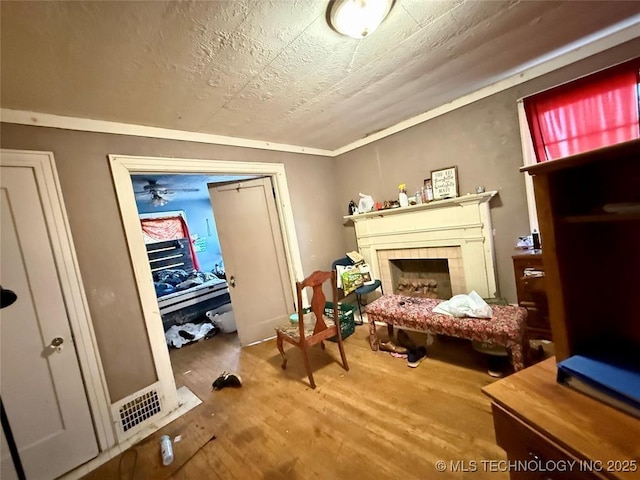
{"left": 108, "top": 154, "right": 305, "bottom": 409}
{"left": 0, "top": 149, "right": 115, "bottom": 450}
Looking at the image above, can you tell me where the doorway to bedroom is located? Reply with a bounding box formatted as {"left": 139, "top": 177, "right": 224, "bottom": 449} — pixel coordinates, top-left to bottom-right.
{"left": 130, "top": 172, "right": 295, "bottom": 386}
{"left": 131, "top": 173, "right": 248, "bottom": 353}
{"left": 110, "top": 155, "right": 306, "bottom": 417}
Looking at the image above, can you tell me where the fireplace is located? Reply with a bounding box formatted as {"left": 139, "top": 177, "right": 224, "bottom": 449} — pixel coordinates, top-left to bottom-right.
{"left": 346, "top": 192, "right": 497, "bottom": 298}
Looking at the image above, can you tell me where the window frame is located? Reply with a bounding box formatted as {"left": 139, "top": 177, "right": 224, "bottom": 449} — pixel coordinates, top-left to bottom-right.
{"left": 517, "top": 99, "right": 540, "bottom": 233}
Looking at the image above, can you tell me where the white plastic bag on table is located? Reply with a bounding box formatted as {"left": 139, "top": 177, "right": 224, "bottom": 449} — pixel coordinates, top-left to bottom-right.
{"left": 432, "top": 290, "right": 493, "bottom": 318}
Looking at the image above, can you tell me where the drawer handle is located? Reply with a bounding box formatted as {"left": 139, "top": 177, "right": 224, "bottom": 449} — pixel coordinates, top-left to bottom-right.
{"left": 529, "top": 452, "right": 554, "bottom": 480}
{"left": 529, "top": 451, "right": 541, "bottom": 462}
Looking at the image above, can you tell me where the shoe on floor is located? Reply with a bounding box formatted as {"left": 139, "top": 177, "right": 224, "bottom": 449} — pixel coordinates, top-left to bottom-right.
{"left": 407, "top": 346, "right": 427, "bottom": 368}
{"left": 178, "top": 330, "right": 195, "bottom": 340}
{"left": 379, "top": 341, "right": 409, "bottom": 354}
{"left": 212, "top": 372, "right": 243, "bottom": 390}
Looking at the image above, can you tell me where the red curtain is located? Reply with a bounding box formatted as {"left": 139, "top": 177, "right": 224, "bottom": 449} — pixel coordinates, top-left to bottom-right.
{"left": 140, "top": 216, "right": 201, "bottom": 271}
{"left": 524, "top": 58, "right": 640, "bottom": 162}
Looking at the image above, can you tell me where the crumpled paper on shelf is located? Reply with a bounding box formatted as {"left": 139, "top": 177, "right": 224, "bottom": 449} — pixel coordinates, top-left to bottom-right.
{"left": 432, "top": 290, "right": 493, "bottom": 318}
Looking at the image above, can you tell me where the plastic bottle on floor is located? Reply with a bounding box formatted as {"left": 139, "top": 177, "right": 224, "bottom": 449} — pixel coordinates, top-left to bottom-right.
{"left": 160, "top": 435, "right": 174, "bottom": 466}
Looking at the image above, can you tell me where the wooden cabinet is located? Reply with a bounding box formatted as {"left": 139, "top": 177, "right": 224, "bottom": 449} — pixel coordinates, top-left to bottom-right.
{"left": 521, "top": 139, "right": 640, "bottom": 362}
{"left": 483, "top": 358, "right": 640, "bottom": 480}
{"left": 512, "top": 250, "right": 551, "bottom": 340}
{"left": 485, "top": 140, "right": 640, "bottom": 479}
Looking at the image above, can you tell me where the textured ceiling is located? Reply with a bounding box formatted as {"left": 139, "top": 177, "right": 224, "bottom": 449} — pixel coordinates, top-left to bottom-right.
{"left": 1, "top": 1, "right": 639, "bottom": 150}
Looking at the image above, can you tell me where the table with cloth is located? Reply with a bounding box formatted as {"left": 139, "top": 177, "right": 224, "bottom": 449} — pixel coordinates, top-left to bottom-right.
{"left": 365, "top": 294, "right": 529, "bottom": 371}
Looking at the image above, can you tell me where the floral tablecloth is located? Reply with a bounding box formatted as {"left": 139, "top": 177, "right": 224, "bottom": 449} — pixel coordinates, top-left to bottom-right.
{"left": 365, "top": 294, "right": 528, "bottom": 371}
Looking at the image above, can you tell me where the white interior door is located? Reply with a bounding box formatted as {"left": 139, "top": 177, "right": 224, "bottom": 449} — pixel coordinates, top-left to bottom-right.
{"left": 209, "top": 177, "right": 295, "bottom": 345}
{"left": 0, "top": 165, "right": 98, "bottom": 479}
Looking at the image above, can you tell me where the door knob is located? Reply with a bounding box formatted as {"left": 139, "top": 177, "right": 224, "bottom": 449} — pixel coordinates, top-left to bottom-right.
{"left": 50, "top": 336, "right": 64, "bottom": 352}
{"left": 229, "top": 276, "right": 236, "bottom": 288}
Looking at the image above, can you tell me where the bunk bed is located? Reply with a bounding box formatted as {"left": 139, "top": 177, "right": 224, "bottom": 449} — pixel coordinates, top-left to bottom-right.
{"left": 146, "top": 238, "right": 231, "bottom": 329}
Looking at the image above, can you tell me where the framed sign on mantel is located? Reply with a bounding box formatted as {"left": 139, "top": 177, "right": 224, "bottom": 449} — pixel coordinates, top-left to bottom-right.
{"left": 430, "top": 166, "right": 459, "bottom": 200}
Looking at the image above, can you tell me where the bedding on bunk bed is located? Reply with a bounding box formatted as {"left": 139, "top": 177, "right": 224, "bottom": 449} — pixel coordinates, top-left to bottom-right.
{"left": 146, "top": 238, "right": 231, "bottom": 330}
{"left": 153, "top": 269, "right": 220, "bottom": 297}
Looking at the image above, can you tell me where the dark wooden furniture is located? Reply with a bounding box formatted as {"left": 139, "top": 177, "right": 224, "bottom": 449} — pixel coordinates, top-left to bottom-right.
{"left": 275, "top": 270, "right": 349, "bottom": 389}
{"left": 484, "top": 140, "right": 640, "bottom": 479}
{"left": 521, "top": 139, "right": 640, "bottom": 361}
{"left": 512, "top": 249, "right": 551, "bottom": 340}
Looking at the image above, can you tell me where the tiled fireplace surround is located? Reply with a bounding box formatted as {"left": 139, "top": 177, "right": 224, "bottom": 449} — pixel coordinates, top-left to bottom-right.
{"left": 347, "top": 191, "right": 498, "bottom": 299}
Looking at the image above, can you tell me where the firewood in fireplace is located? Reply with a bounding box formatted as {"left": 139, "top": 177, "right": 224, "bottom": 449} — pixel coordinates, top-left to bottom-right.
{"left": 396, "top": 277, "right": 438, "bottom": 298}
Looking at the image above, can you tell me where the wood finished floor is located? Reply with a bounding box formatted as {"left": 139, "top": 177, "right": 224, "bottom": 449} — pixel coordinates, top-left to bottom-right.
{"left": 166, "top": 325, "right": 518, "bottom": 480}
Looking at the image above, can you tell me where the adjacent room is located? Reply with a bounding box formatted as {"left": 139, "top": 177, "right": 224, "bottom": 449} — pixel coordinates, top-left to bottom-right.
{"left": 1, "top": 1, "right": 639, "bottom": 479}
{"left": 132, "top": 173, "right": 241, "bottom": 349}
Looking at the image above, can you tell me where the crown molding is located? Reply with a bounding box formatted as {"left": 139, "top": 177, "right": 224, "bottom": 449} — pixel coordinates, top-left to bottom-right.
{"left": 333, "top": 15, "right": 640, "bottom": 156}
{"left": 0, "top": 109, "right": 334, "bottom": 157}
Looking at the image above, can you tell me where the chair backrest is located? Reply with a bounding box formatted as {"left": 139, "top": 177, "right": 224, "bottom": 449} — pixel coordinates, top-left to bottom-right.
{"left": 296, "top": 270, "right": 338, "bottom": 340}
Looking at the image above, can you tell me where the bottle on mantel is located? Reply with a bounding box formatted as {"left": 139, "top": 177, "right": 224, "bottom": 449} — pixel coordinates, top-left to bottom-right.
{"left": 398, "top": 183, "right": 408, "bottom": 207}
{"left": 424, "top": 181, "right": 434, "bottom": 202}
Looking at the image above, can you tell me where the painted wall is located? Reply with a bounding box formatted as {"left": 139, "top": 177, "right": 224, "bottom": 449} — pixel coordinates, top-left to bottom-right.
{"left": 333, "top": 39, "right": 640, "bottom": 304}
{"left": 136, "top": 196, "right": 224, "bottom": 273}
{"left": 0, "top": 127, "right": 347, "bottom": 402}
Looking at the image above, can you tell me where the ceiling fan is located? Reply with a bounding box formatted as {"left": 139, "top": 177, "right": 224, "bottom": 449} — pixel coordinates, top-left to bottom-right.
{"left": 134, "top": 180, "right": 199, "bottom": 206}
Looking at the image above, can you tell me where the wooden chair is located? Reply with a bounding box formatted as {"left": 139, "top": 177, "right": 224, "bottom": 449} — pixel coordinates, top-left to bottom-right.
{"left": 275, "top": 270, "right": 349, "bottom": 389}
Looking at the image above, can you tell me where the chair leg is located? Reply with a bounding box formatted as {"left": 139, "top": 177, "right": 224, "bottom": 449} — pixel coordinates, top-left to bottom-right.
{"left": 276, "top": 333, "right": 287, "bottom": 369}
{"left": 320, "top": 341, "right": 325, "bottom": 350}
{"left": 300, "top": 346, "right": 316, "bottom": 389}
{"left": 356, "top": 294, "right": 364, "bottom": 324}
{"left": 336, "top": 334, "right": 350, "bottom": 372}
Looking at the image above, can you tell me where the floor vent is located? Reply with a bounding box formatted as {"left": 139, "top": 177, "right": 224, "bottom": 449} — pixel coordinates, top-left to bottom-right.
{"left": 118, "top": 389, "right": 161, "bottom": 433}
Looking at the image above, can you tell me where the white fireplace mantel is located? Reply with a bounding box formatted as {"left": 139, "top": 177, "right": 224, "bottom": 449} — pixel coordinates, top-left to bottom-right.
{"left": 345, "top": 191, "right": 498, "bottom": 298}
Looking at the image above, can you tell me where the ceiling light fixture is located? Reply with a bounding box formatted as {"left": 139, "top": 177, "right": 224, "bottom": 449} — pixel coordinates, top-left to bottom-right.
{"left": 329, "top": 0, "right": 393, "bottom": 39}
{"left": 151, "top": 193, "right": 168, "bottom": 207}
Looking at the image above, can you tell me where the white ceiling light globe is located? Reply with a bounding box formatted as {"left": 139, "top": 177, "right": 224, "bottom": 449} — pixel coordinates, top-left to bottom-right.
{"left": 330, "top": 0, "right": 394, "bottom": 39}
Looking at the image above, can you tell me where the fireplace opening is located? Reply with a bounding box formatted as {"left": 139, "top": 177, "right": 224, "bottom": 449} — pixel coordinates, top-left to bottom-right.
{"left": 390, "top": 258, "right": 452, "bottom": 299}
